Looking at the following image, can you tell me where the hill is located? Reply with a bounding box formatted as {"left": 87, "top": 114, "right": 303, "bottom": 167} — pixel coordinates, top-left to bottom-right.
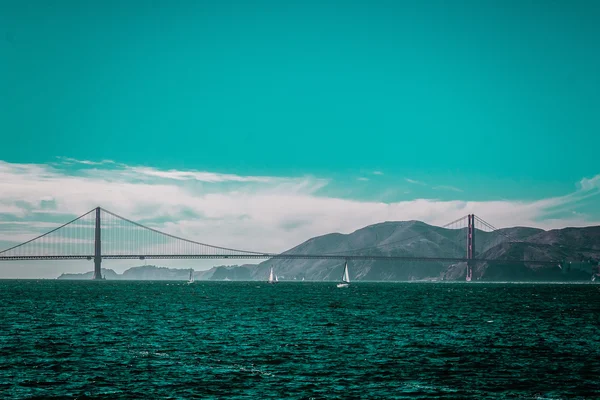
{"left": 56, "top": 223, "right": 600, "bottom": 282}
{"left": 57, "top": 264, "right": 258, "bottom": 281}
{"left": 254, "top": 222, "right": 599, "bottom": 282}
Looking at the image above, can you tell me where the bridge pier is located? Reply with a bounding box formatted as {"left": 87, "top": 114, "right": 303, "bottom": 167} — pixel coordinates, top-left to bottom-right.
{"left": 466, "top": 214, "right": 475, "bottom": 281}
{"left": 92, "top": 207, "right": 103, "bottom": 280}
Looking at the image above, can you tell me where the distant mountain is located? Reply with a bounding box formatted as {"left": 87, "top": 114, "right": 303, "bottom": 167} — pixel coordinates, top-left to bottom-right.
{"left": 57, "top": 268, "right": 120, "bottom": 280}
{"left": 253, "top": 222, "right": 599, "bottom": 282}
{"left": 57, "top": 266, "right": 190, "bottom": 280}
{"left": 121, "top": 266, "right": 192, "bottom": 280}
{"left": 56, "top": 223, "right": 600, "bottom": 282}
{"left": 57, "top": 264, "right": 258, "bottom": 281}
{"left": 469, "top": 226, "right": 600, "bottom": 281}
{"left": 527, "top": 226, "right": 600, "bottom": 252}
{"left": 197, "top": 264, "right": 256, "bottom": 280}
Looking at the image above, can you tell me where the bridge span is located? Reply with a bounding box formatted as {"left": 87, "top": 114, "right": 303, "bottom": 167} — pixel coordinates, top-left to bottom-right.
{"left": 0, "top": 207, "right": 563, "bottom": 280}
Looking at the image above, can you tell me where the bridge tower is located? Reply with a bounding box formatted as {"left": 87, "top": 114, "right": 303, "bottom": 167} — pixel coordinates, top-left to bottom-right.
{"left": 92, "top": 207, "right": 102, "bottom": 280}
{"left": 466, "top": 214, "right": 475, "bottom": 281}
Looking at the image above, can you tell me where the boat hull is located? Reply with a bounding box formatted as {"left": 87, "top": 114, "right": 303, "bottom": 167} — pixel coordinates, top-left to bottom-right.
{"left": 336, "top": 283, "right": 349, "bottom": 288}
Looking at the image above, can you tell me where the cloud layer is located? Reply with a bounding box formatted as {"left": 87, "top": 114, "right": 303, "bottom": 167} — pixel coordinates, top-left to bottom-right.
{"left": 0, "top": 159, "right": 599, "bottom": 258}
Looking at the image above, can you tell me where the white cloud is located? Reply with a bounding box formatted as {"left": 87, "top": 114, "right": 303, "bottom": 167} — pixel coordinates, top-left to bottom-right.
{"left": 0, "top": 160, "right": 599, "bottom": 278}
{"left": 433, "top": 185, "right": 463, "bottom": 192}
{"left": 57, "top": 157, "right": 117, "bottom": 166}
{"left": 127, "top": 166, "right": 277, "bottom": 183}
{"left": 579, "top": 175, "right": 600, "bottom": 191}
{"left": 357, "top": 177, "right": 369, "bottom": 181}
{"left": 0, "top": 221, "right": 63, "bottom": 228}
{"left": 405, "top": 178, "right": 426, "bottom": 185}
{"left": 373, "top": 171, "right": 384, "bottom": 175}
{"left": 0, "top": 203, "right": 26, "bottom": 216}
{"left": 404, "top": 179, "right": 463, "bottom": 192}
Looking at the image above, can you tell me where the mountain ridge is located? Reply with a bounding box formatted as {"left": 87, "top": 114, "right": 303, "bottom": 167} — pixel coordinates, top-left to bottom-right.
{"left": 57, "top": 220, "right": 600, "bottom": 281}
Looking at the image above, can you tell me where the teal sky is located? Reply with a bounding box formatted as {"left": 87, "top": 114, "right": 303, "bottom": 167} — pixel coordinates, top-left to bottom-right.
{"left": 1, "top": 0, "right": 600, "bottom": 278}
{"left": 1, "top": 0, "right": 599, "bottom": 203}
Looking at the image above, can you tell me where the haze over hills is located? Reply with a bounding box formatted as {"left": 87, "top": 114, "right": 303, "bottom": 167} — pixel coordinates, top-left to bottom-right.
{"left": 57, "top": 264, "right": 258, "bottom": 281}
{"left": 58, "top": 221, "right": 600, "bottom": 281}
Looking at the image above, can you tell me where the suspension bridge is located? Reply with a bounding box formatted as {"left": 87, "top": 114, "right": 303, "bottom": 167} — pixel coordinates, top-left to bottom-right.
{"left": 0, "top": 207, "right": 562, "bottom": 280}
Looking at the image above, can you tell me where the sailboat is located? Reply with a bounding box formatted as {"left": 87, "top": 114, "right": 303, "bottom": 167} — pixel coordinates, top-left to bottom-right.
{"left": 337, "top": 261, "right": 350, "bottom": 288}
{"left": 187, "top": 270, "right": 195, "bottom": 284}
{"left": 268, "top": 267, "right": 277, "bottom": 284}
{"left": 275, "top": 275, "right": 279, "bottom": 283}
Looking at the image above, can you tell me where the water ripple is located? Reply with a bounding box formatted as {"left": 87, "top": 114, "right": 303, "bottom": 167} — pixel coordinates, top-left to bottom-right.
{"left": 0, "top": 281, "right": 599, "bottom": 398}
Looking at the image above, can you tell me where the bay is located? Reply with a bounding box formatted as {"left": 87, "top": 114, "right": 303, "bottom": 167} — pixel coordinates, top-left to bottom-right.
{"left": 1, "top": 281, "right": 599, "bottom": 399}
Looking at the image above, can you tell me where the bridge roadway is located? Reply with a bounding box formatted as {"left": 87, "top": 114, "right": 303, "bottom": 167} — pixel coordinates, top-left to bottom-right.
{"left": 0, "top": 254, "right": 559, "bottom": 265}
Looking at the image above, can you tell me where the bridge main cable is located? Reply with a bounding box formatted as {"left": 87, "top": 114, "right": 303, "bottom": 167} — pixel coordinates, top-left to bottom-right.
{"left": 99, "top": 207, "right": 274, "bottom": 257}
{"left": 0, "top": 208, "right": 96, "bottom": 256}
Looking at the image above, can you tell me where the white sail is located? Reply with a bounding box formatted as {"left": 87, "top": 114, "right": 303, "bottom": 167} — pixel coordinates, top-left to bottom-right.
{"left": 188, "top": 270, "right": 194, "bottom": 284}
{"left": 337, "top": 262, "right": 350, "bottom": 287}
{"left": 268, "top": 267, "right": 274, "bottom": 283}
{"left": 275, "top": 275, "right": 279, "bottom": 282}
{"left": 343, "top": 262, "right": 350, "bottom": 283}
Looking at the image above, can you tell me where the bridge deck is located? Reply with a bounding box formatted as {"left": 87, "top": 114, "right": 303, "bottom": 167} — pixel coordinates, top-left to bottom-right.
{"left": 0, "top": 254, "right": 559, "bottom": 264}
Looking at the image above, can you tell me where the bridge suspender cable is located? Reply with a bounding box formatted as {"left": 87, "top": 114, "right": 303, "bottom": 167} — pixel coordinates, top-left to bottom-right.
{"left": 0, "top": 208, "right": 96, "bottom": 255}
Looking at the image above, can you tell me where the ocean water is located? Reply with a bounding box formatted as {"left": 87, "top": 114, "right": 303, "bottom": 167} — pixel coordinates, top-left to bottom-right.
{"left": 1, "top": 281, "right": 599, "bottom": 399}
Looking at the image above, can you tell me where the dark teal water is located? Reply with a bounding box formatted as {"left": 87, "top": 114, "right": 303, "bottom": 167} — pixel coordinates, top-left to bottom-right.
{"left": 1, "top": 281, "right": 599, "bottom": 399}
